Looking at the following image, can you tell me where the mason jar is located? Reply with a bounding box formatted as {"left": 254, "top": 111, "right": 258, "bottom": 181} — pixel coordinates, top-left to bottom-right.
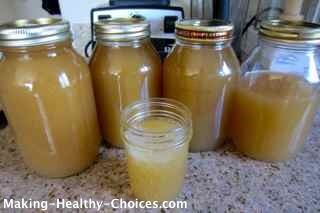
{"left": 0, "top": 18, "right": 101, "bottom": 177}
{"left": 90, "top": 18, "right": 162, "bottom": 148}
{"left": 121, "top": 98, "right": 192, "bottom": 202}
{"left": 230, "top": 20, "right": 320, "bottom": 161}
{"left": 164, "top": 19, "right": 240, "bottom": 152}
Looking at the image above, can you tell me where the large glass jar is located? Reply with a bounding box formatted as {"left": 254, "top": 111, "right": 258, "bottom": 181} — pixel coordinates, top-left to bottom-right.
{"left": 0, "top": 18, "right": 101, "bottom": 177}
{"left": 230, "top": 20, "right": 320, "bottom": 161}
{"left": 121, "top": 98, "right": 192, "bottom": 202}
{"left": 90, "top": 18, "right": 162, "bottom": 148}
{"left": 164, "top": 19, "right": 240, "bottom": 152}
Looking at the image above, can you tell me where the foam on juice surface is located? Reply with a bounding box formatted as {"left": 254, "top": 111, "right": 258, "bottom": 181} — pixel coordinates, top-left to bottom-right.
{"left": 125, "top": 117, "right": 184, "bottom": 162}
{"left": 138, "top": 117, "right": 180, "bottom": 132}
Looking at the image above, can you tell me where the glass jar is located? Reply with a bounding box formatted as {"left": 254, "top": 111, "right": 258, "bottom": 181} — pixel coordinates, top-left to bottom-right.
{"left": 230, "top": 20, "right": 320, "bottom": 161}
{"left": 121, "top": 98, "right": 192, "bottom": 202}
{"left": 164, "top": 19, "right": 240, "bottom": 152}
{"left": 90, "top": 18, "right": 162, "bottom": 148}
{"left": 0, "top": 18, "right": 101, "bottom": 177}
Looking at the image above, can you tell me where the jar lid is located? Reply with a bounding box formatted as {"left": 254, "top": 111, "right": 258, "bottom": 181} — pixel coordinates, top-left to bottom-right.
{"left": 95, "top": 17, "right": 150, "bottom": 42}
{"left": 0, "top": 18, "right": 71, "bottom": 47}
{"left": 260, "top": 19, "right": 320, "bottom": 44}
{"left": 175, "top": 19, "right": 233, "bottom": 44}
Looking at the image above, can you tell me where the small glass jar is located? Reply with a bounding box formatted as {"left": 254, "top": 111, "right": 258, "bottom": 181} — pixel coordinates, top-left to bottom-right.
{"left": 0, "top": 18, "right": 101, "bottom": 177}
{"left": 121, "top": 98, "right": 192, "bottom": 202}
{"left": 90, "top": 18, "right": 162, "bottom": 148}
{"left": 230, "top": 20, "right": 320, "bottom": 161}
{"left": 164, "top": 19, "right": 240, "bottom": 152}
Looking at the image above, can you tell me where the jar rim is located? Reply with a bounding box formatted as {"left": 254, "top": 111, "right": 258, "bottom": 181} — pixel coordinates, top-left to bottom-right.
{"left": 121, "top": 98, "right": 192, "bottom": 150}
{"left": 95, "top": 17, "right": 150, "bottom": 42}
{"left": 259, "top": 19, "right": 320, "bottom": 44}
{"left": 0, "top": 18, "right": 71, "bottom": 47}
{"left": 175, "top": 19, "right": 233, "bottom": 44}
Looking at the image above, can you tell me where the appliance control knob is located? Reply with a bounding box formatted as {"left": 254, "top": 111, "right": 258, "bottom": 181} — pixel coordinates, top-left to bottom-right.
{"left": 131, "top": 14, "right": 145, "bottom": 19}
{"left": 164, "top": 16, "right": 178, "bottom": 33}
{"left": 98, "top": 15, "right": 112, "bottom": 20}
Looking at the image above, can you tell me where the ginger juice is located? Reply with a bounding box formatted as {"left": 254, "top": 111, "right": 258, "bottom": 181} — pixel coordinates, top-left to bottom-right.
{"left": 90, "top": 18, "right": 161, "bottom": 148}
{"left": 121, "top": 98, "right": 192, "bottom": 201}
{"left": 230, "top": 71, "right": 319, "bottom": 161}
{"left": 163, "top": 19, "right": 239, "bottom": 152}
{"left": 235, "top": 20, "right": 320, "bottom": 161}
{"left": 0, "top": 18, "right": 100, "bottom": 177}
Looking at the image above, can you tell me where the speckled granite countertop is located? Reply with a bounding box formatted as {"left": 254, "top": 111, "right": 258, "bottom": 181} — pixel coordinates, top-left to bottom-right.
{"left": 0, "top": 112, "right": 319, "bottom": 212}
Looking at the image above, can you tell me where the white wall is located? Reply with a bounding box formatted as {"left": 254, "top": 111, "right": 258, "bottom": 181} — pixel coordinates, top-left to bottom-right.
{"left": 0, "top": 0, "right": 56, "bottom": 23}
{"left": 12, "top": 0, "right": 54, "bottom": 19}
{"left": 0, "top": 0, "right": 15, "bottom": 23}
{"left": 59, "top": 0, "right": 108, "bottom": 24}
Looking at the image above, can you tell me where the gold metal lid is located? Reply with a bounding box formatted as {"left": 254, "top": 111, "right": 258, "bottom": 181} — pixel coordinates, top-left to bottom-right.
{"left": 260, "top": 19, "right": 320, "bottom": 44}
{"left": 95, "top": 17, "right": 150, "bottom": 42}
{"left": 175, "top": 19, "right": 233, "bottom": 44}
{"left": 0, "top": 18, "right": 71, "bottom": 47}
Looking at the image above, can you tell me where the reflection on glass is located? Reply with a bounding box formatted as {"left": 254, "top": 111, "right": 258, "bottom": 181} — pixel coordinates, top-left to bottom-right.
{"left": 58, "top": 72, "right": 71, "bottom": 88}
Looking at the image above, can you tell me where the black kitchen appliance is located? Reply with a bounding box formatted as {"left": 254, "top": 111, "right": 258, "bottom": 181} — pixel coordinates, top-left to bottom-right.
{"left": 85, "top": 2, "right": 184, "bottom": 59}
